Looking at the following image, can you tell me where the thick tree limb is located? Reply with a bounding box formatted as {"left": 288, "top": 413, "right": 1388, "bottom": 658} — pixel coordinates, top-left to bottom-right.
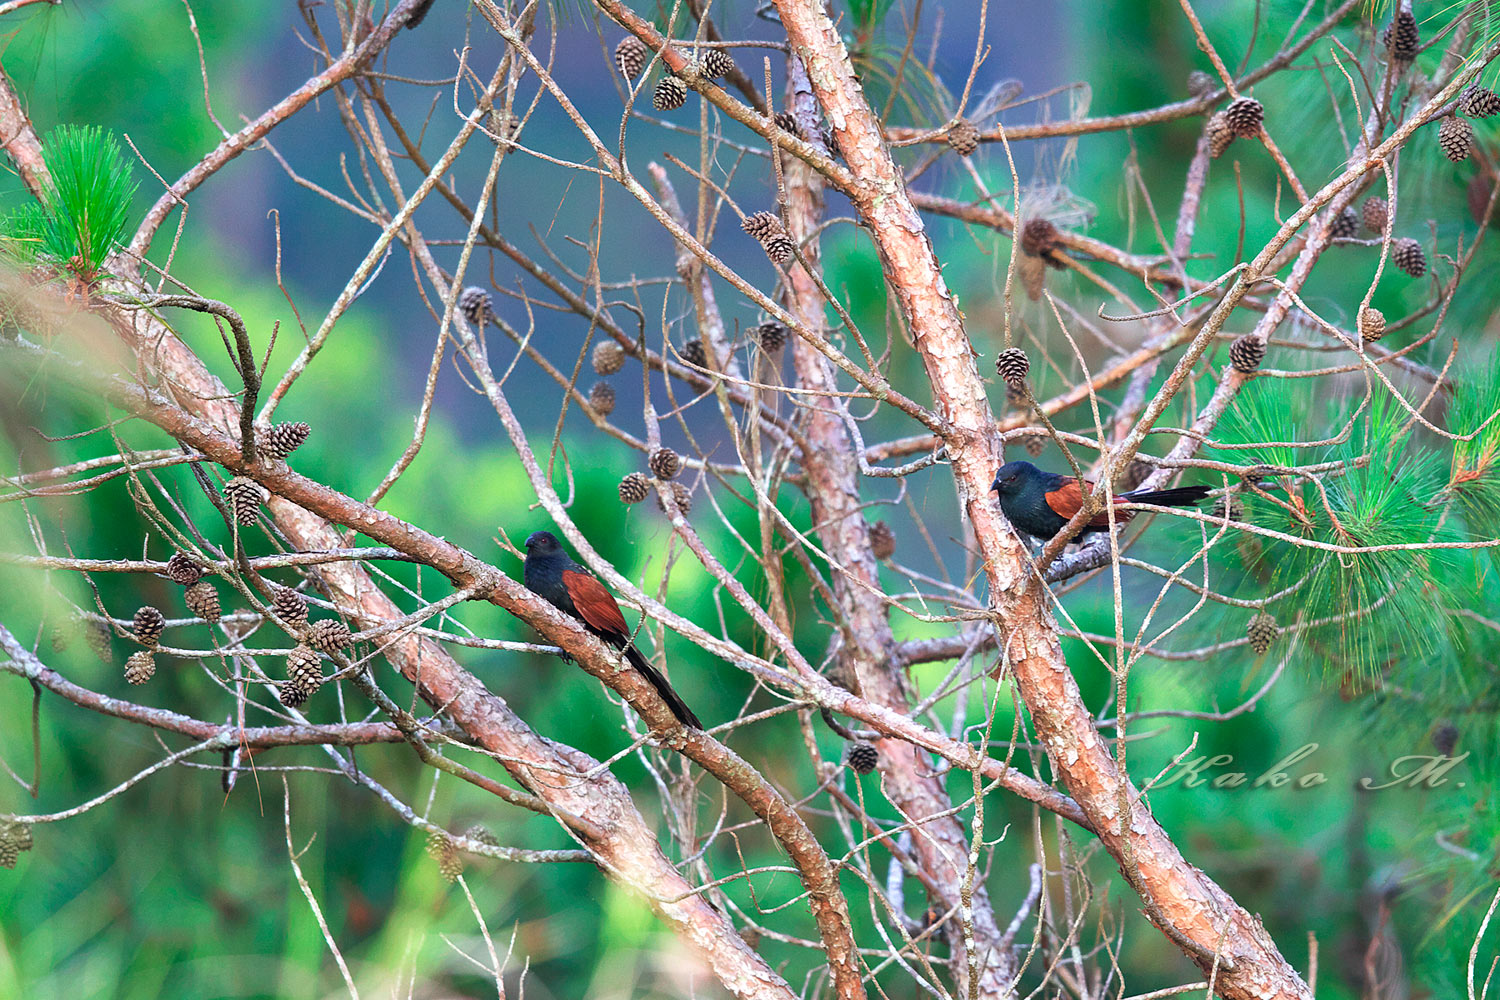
{"left": 782, "top": 53, "right": 1019, "bottom": 1000}
{"left": 769, "top": 0, "right": 1315, "bottom": 995}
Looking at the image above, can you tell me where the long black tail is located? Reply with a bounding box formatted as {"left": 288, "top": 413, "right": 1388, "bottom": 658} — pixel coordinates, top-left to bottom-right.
{"left": 1119, "top": 485, "right": 1211, "bottom": 507}
{"left": 624, "top": 645, "right": 703, "bottom": 729}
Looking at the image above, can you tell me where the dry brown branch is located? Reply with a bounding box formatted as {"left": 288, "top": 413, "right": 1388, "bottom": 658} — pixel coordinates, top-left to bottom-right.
{"left": 780, "top": 49, "right": 1021, "bottom": 1000}
{"left": 769, "top": 0, "right": 1322, "bottom": 994}
{"left": 5, "top": 3, "right": 1497, "bottom": 997}
{"left": 0, "top": 70, "right": 49, "bottom": 200}
{"left": 83, "top": 318, "right": 802, "bottom": 997}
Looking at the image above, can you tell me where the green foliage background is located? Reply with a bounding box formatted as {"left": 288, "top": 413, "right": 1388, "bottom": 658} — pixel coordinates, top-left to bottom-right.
{"left": 1, "top": 1, "right": 1498, "bottom": 998}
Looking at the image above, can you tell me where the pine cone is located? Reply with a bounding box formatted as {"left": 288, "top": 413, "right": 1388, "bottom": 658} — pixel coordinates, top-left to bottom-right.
{"left": 1392, "top": 237, "right": 1427, "bottom": 277}
{"left": 652, "top": 75, "right": 686, "bottom": 111}
{"left": 681, "top": 338, "right": 708, "bottom": 368}
{"left": 762, "top": 233, "right": 796, "bottom": 266}
{"left": 0, "top": 821, "right": 32, "bottom": 869}
{"left": 165, "top": 552, "right": 205, "bottom": 585}
{"left": 1361, "top": 196, "right": 1388, "bottom": 234}
{"left": 1358, "top": 306, "right": 1386, "bottom": 342}
{"left": 589, "top": 381, "right": 616, "bottom": 416}
{"left": 1018, "top": 252, "right": 1047, "bottom": 301}
{"left": 1383, "top": 11, "right": 1419, "bottom": 62}
{"left": 1187, "top": 70, "right": 1216, "bottom": 96}
{"left": 83, "top": 615, "right": 112, "bottom": 660}
{"left": 1466, "top": 174, "right": 1497, "bottom": 226}
{"left": 1439, "top": 115, "right": 1474, "bottom": 162}
{"left": 306, "top": 619, "right": 353, "bottom": 653}
{"left": 1242, "top": 464, "right": 1276, "bottom": 483}
{"left": 1024, "top": 434, "right": 1047, "bottom": 457}
{"left": 223, "top": 475, "right": 269, "bottom": 525}
{"left": 458, "top": 286, "right": 491, "bottom": 326}
{"left": 995, "top": 347, "right": 1030, "bottom": 388}
{"left": 424, "top": 830, "right": 450, "bottom": 858}
{"left": 649, "top": 447, "right": 682, "bottom": 480}
{"left": 1329, "top": 207, "right": 1359, "bottom": 239}
{"left": 592, "top": 339, "right": 625, "bottom": 375}
{"left": 868, "top": 520, "right": 896, "bottom": 560}
{"left": 1459, "top": 84, "right": 1500, "bottom": 118}
{"left": 699, "top": 48, "right": 734, "bottom": 79}
{"left": 773, "top": 111, "right": 801, "bottom": 137}
{"left": 741, "top": 211, "right": 784, "bottom": 243}
{"left": 487, "top": 110, "right": 519, "bottom": 146}
{"left": 184, "top": 580, "right": 222, "bottom": 623}
{"left": 619, "top": 472, "right": 651, "bottom": 504}
{"left": 50, "top": 625, "right": 69, "bottom": 653}
{"left": 1469, "top": 173, "right": 1500, "bottom": 224}
{"left": 133, "top": 607, "right": 165, "bottom": 648}
{"left": 1223, "top": 96, "right": 1264, "bottom": 138}
{"left": 280, "top": 644, "right": 322, "bottom": 707}
{"left": 846, "top": 741, "right": 878, "bottom": 775}
{"left": 946, "top": 118, "right": 980, "bottom": 156}
{"left": 124, "top": 650, "right": 156, "bottom": 685}
{"left": 427, "top": 832, "right": 464, "bottom": 882}
{"left": 1238, "top": 532, "right": 1266, "bottom": 578}
{"left": 1210, "top": 495, "right": 1244, "bottom": 522}
{"left": 1020, "top": 218, "right": 1063, "bottom": 265}
{"left": 1229, "top": 334, "right": 1265, "bottom": 373}
{"left": 1206, "top": 110, "right": 1235, "bottom": 158}
{"left": 655, "top": 481, "right": 692, "bottom": 516}
{"left": 751, "top": 321, "right": 787, "bottom": 351}
{"left": 1246, "top": 612, "right": 1279, "bottom": 654}
{"left": 271, "top": 587, "right": 308, "bottom": 627}
{"left": 263, "top": 422, "right": 310, "bottom": 461}
{"left": 1116, "top": 459, "right": 1152, "bottom": 493}
{"left": 464, "top": 824, "right": 501, "bottom": 848}
{"left": 818, "top": 121, "right": 840, "bottom": 156}
{"left": 614, "top": 36, "right": 648, "bottom": 79}
{"left": 1432, "top": 721, "right": 1459, "bottom": 757}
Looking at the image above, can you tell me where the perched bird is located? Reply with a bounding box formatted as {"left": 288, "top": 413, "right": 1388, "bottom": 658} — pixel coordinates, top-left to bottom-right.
{"left": 522, "top": 530, "right": 703, "bottom": 729}
{"left": 990, "top": 460, "right": 1210, "bottom": 540}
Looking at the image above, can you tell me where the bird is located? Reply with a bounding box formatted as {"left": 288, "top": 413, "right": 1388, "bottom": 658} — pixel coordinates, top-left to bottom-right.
{"left": 990, "top": 460, "right": 1211, "bottom": 540}
{"left": 522, "top": 530, "right": 703, "bottom": 729}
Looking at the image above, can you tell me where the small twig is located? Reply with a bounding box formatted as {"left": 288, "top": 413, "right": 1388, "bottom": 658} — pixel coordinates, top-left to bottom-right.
{"left": 283, "top": 778, "right": 360, "bottom": 1000}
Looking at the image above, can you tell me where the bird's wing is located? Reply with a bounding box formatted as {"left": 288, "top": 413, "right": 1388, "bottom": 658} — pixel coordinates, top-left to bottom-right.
{"left": 1042, "top": 477, "right": 1085, "bottom": 520}
{"left": 561, "top": 569, "right": 629, "bottom": 637}
{"left": 1044, "top": 477, "right": 1130, "bottom": 528}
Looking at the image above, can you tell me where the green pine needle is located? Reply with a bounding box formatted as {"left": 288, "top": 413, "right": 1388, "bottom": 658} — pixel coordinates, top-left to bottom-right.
{"left": 844, "top": 0, "right": 896, "bottom": 34}
{"left": 1449, "top": 349, "right": 1500, "bottom": 530}
{"left": 1213, "top": 380, "right": 1308, "bottom": 471}
{"left": 1298, "top": 440, "right": 1458, "bottom": 683}
{"left": 1214, "top": 387, "right": 1462, "bottom": 682}
{"left": 4, "top": 125, "right": 136, "bottom": 280}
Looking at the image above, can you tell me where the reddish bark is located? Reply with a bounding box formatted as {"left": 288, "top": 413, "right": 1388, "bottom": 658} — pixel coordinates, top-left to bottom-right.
{"left": 769, "top": 0, "right": 1315, "bottom": 995}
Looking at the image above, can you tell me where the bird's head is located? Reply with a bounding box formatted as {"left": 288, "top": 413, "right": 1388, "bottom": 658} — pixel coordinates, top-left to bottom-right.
{"left": 990, "top": 460, "right": 1035, "bottom": 496}
{"left": 524, "top": 530, "right": 561, "bottom": 555}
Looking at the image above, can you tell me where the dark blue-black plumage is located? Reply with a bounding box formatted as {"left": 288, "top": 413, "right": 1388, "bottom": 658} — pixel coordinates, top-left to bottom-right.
{"left": 523, "top": 530, "right": 702, "bottom": 728}
{"left": 990, "top": 461, "right": 1210, "bottom": 539}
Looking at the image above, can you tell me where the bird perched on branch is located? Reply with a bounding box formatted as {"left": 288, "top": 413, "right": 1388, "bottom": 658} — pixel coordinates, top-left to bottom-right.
{"left": 990, "top": 460, "right": 1210, "bottom": 540}
{"left": 522, "top": 530, "right": 702, "bottom": 729}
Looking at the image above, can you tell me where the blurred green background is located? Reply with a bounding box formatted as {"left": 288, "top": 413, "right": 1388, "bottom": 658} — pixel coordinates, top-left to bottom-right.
{"left": 2, "top": 1, "right": 1499, "bottom": 997}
